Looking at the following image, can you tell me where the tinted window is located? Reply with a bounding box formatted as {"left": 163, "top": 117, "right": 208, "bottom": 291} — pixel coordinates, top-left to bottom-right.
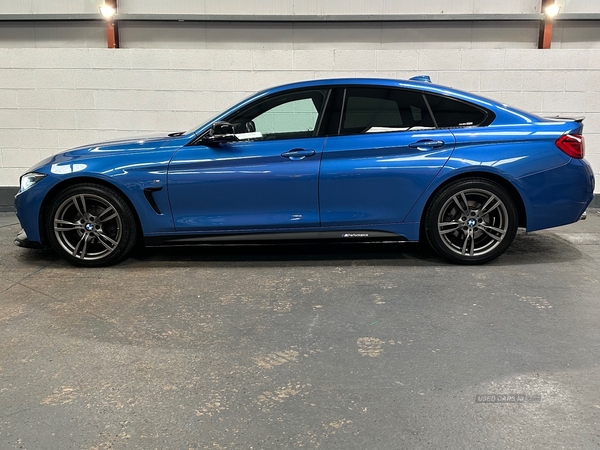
{"left": 225, "top": 89, "right": 328, "bottom": 141}
{"left": 254, "top": 98, "right": 319, "bottom": 134}
{"left": 425, "top": 94, "right": 488, "bottom": 128}
{"left": 341, "top": 88, "right": 434, "bottom": 135}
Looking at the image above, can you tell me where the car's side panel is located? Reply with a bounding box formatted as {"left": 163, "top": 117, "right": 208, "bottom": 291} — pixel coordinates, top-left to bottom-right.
{"left": 449, "top": 124, "right": 572, "bottom": 178}
{"left": 14, "top": 138, "right": 187, "bottom": 244}
{"left": 402, "top": 123, "right": 594, "bottom": 232}
{"left": 319, "top": 130, "right": 456, "bottom": 227}
{"left": 167, "top": 138, "right": 325, "bottom": 231}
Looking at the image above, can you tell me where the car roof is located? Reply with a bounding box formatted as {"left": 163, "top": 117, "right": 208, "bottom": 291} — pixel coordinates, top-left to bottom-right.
{"left": 263, "top": 77, "right": 500, "bottom": 111}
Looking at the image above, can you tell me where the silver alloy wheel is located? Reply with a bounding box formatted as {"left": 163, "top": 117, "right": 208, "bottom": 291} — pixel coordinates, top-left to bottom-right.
{"left": 436, "top": 188, "right": 509, "bottom": 257}
{"left": 53, "top": 193, "right": 122, "bottom": 261}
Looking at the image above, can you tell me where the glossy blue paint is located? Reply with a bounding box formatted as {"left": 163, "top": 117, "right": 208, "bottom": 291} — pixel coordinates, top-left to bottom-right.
{"left": 14, "top": 178, "right": 48, "bottom": 243}
{"left": 15, "top": 134, "right": 194, "bottom": 241}
{"left": 409, "top": 75, "right": 432, "bottom": 83}
{"left": 402, "top": 120, "right": 593, "bottom": 229}
{"left": 168, "top": 137, "right": 325, "bottom": 231}
{"left": 320, "top": 130, "right": 456, "bottom": 226}
{"left": 518, "top": 158, "right": 594, "bottom": 231}
{"left": 14, "top": 78, "right": 595, "bottom": 254}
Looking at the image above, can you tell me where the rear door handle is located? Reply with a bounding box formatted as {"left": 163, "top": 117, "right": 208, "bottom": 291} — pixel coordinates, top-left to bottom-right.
{"left": 281, "top": 148, "right": 316, "bottom": 160}
{"left": 408, "top": 140, "right": 445, "bottom": 150}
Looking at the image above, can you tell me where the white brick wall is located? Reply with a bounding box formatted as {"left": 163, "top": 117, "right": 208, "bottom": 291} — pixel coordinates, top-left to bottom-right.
{"left": 0, "top": 48, "right": 599, "bottom": 194}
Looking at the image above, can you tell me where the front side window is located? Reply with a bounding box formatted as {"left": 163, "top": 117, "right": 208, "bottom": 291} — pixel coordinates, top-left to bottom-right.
{"left": 225, "top": 89, "right": 328, "bottom": 141}
{"left": 341, "top": 88, "right": 434, "bottom": 135}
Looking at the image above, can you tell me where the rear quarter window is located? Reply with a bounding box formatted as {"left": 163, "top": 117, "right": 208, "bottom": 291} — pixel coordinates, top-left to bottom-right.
{"left": 425, "top": 94, "right": 490, "bottom": 128}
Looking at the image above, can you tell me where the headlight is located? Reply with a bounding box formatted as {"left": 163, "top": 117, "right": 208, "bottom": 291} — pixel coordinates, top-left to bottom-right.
{"left": 19, "top": 172, "right": 46, "bottom": 193}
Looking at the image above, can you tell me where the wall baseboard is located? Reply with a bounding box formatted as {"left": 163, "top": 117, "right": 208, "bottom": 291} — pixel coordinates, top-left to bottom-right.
{"left": 1, "top": 186, "right": 599, "bottom": 212}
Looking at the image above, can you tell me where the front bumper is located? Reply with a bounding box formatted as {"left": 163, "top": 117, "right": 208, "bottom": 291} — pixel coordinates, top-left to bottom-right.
{"left": 14, "top": 228, "right": 44, "bottom": 249}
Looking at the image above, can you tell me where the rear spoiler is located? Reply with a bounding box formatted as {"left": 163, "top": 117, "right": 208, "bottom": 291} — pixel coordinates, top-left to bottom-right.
{"left": 544, "top": 115, "right": 585, "bottom": 123}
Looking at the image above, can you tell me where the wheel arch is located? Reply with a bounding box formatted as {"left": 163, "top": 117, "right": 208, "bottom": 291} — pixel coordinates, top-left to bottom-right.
{"left": 38, "top": 176, "right": 143, "bottom": 247}
{"left": 420, "top": 171, "right": 527, "bottom": 235}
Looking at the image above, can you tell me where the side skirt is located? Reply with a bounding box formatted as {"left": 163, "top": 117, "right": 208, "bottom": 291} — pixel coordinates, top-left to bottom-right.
{"left": 144, "top": 230, "right": 407, "bottom": 247}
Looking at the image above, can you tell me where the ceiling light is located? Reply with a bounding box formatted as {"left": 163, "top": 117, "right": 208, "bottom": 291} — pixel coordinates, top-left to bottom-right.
{"left": 99, "top": 4, "right": 116, "bottom": 19}
{"left": 544, "top": 4, "right": 561, "bottom": 19}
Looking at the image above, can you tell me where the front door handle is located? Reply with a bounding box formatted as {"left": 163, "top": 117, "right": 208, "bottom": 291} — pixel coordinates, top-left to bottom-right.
{"left": 408, "top": 140, "right": 445, "bottom": 150}
{"left": 281, "top": 148, "right": 316, "bottom": 160}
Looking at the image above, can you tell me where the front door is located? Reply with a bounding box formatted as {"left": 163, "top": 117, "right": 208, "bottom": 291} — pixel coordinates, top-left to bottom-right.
{"left": 168, "top": 89, "right": 329, "bottom": 232}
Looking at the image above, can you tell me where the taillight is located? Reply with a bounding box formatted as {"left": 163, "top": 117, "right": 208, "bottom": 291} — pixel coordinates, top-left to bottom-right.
{"left": 555, "top": 134, "right": 585, "bottom": 159}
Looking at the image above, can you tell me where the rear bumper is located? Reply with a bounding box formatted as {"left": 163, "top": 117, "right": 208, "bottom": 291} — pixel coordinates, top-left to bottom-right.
{"left": 519, "top": 158, "right": 595, "bottom": 232}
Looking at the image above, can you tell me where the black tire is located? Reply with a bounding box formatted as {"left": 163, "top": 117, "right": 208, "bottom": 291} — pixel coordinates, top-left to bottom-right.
{"left": 424, "top": 178, "right": 518, "bottom": 265}
{"left": 45, "top": 183, "right": 138, "bottom": 267}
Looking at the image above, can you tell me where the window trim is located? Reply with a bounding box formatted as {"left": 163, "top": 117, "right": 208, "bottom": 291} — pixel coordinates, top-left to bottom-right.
{"left": 422, "top": 94, "right": 438, "bottom": 128}
{"left": 314, "top": 88, "right": 332, "bottom": 137}
{"left": 337, "top": 88, "right": 347, "bottom": 135}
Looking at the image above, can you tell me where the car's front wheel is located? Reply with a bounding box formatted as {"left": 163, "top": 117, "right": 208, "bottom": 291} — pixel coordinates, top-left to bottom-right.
{"left": 424, "top": 178, "right": 518, "bottom": 265}
{"left": 46, "top": 183, "right": 138, "bottom": 267}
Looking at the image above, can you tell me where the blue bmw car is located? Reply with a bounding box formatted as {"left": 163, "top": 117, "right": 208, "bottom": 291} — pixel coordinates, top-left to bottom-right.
{"left": 14, "top": 77, "right": 594, "bottom": 266}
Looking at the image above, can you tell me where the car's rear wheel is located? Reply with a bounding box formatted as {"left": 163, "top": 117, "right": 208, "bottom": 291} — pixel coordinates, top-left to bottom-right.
{"left": 46, "top": 183, "right": 137, "bottom": 267}
{"left": 424, "top": 178, "right": 518, "bottom": 265}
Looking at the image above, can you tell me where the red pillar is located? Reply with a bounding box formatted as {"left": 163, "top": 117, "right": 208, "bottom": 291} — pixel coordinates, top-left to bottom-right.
{"left": 538, "top": 0, "right": 555, "bottom": 49}
{"left": 105, "top": 0, "right": 120, "bottom": 49}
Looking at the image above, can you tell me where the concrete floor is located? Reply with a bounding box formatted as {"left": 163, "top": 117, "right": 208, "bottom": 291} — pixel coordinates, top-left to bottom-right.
{"left": 1, "top": 211, "right": 599, "bottom": 450}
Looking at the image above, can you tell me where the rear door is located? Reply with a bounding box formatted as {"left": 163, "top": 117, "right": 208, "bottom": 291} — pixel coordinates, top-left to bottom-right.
{"left": 319, "top": 87, "right": 456, "bottom": 226}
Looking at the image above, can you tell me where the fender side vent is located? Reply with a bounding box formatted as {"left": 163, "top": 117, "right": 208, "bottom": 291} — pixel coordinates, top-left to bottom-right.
{"left": 143, "top": 187, "right": 162, "bottom": 214}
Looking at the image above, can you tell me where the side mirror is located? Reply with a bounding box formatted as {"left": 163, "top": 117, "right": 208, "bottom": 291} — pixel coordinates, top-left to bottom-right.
{"left": 203, "top": 121, "right": 239, "bottom": 144}
{"left": 212, "top": 122, "right": 236, "bottom": 136}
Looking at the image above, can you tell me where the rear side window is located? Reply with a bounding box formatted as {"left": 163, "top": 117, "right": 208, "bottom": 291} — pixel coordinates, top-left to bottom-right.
{"left": 425, "top": 94, "right": 488, "bottom": 128}
{"left": 341, "top": 88, "right": 434, "bottom": 135}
